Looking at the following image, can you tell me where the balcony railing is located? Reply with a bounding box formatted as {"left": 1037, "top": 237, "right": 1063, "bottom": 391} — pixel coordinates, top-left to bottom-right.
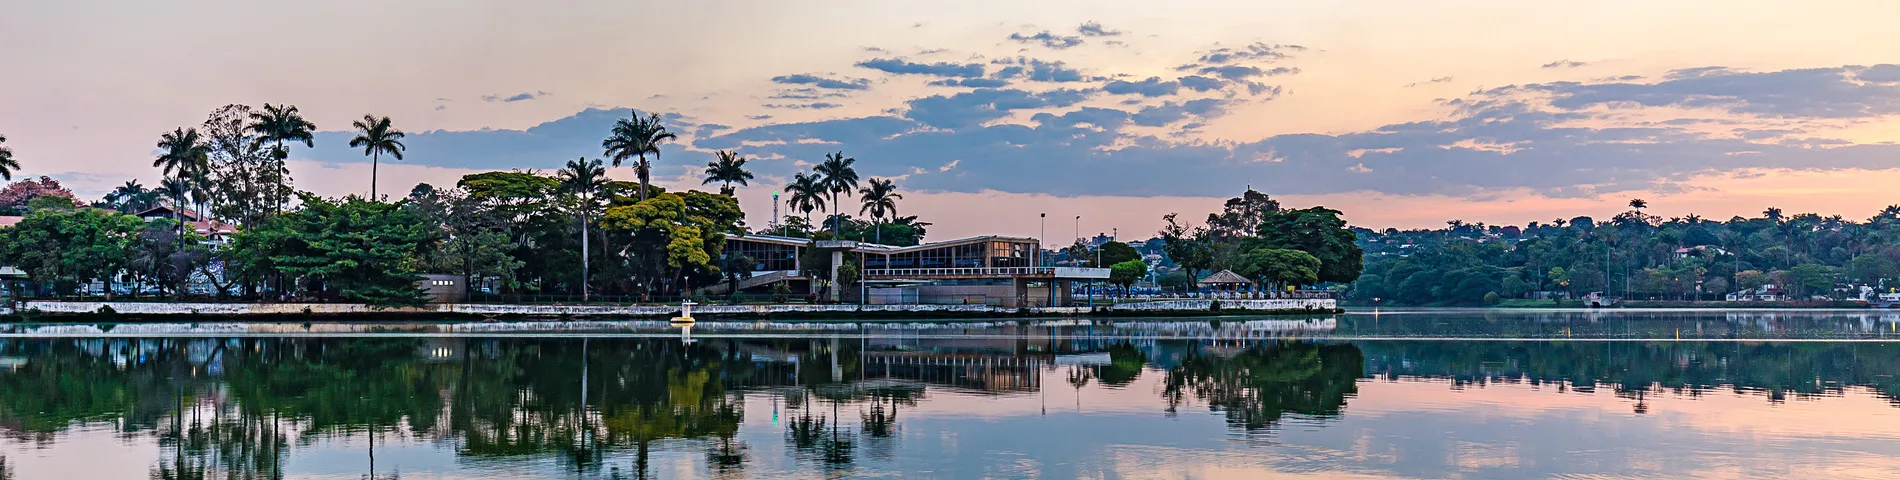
{"left": 864, "top": 267, "right": 1052, "bottom": 278}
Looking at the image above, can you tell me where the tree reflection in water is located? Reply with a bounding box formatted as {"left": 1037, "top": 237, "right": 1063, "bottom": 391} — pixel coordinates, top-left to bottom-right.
{"left": 7, "top": 336, "right": 1900, "bottom": 477}
{"left": 1161, "top": 342, "right": 1364, "bottom": 433}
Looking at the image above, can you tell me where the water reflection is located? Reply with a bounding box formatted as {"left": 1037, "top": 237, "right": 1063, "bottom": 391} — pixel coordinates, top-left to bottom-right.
{"left": 1, "top": 323, "right": 1899, "bottom": 477}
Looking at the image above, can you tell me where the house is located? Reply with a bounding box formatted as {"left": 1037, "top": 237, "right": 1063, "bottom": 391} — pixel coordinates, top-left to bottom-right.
{"left": 135, "top": 206, "right": 239, "bottom": 248}
{"left": 1726, "top": 284, "right": 1785, "bottom": 302}
{"left": 1674, "top": 245, "right": 1730, "bottom": 259}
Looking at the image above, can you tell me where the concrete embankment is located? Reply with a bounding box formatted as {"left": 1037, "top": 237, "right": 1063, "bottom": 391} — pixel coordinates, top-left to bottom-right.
{"left": 14, "top": 299, "right": 1337, "bottom": 320}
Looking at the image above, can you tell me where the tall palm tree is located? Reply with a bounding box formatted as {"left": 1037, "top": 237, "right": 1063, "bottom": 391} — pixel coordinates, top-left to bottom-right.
{"left": 601, "top": 111, "right": 676, "bottom": 202}
{"left": 559, "top": 158, "right": 607, "bottom": 302}
{"left": 159, "top": 176, "right": 193, "bottom": 247}
{"left": 349, "top": 115, "right": 406, "bottom": 201}
{"left": 701, "top": 150, "right": 754, "bottom": 195}
{"left": 155, "top": 128, "right": 210, "bottom": 227}
{"left": 785, "top": 172, "right": 826, "bottom": 237}
{"left": 0, "top": 134, "right": 18, "bottom": 180}
{"left": 858, "top": 178, "right": 901, "bottom": 244}
{"left": 814, "top": 151, "right": 860, "bottom": 235}
{"left": 110, "top": 180, "right": 152, "bottom": 213}
{"left": 247, "top": 104, "right": 316, "bottom": 211}
{"left": 1628, "top": 198, "right": 1648, "bottom": 211}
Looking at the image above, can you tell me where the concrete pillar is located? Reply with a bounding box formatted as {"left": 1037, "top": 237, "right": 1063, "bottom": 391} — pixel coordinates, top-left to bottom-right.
{"left": 828, "top": 250, "right": 843, "bottom": 303}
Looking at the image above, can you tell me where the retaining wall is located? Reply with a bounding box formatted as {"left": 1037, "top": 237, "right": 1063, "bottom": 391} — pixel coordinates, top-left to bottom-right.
{"left": 19, "top": 298, "right": 1335, "bottom": 317}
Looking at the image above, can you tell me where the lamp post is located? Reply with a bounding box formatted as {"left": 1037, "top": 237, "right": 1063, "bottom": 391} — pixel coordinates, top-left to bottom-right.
{"left": 1040, "top": 213, "right": 1046, "bottom": 267}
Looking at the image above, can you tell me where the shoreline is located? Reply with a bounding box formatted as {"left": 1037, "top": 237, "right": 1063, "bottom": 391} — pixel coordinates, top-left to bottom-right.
{"left": 7, "top": 298, "right": 1342, "bottom": 322}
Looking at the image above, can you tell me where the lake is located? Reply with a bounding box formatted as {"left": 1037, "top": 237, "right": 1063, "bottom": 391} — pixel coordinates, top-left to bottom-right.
{"left": 2, "top": 309, "right": 1899, "bottom": 479}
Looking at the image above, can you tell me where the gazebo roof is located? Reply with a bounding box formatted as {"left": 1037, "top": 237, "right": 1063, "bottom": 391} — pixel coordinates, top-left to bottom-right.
{"left": 1199, "top": 269, "right": 1252, "bottom": 285}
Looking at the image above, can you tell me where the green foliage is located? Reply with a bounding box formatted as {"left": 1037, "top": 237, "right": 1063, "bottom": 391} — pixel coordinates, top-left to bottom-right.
{"left": 243, "top": 194, "right": 434, "bottom": 307}
{"left": 24, "top": 194, "right": 78, "bottom": 213}
{"left": 1095, "top": 241, "right": 1140, "bottom": 268}
{"left": 1250, "top": 207, "right": 1363, "bottom": 283}
{"left": 1109, "top": 259, "right": 1147, "bottom": 290}
{"left": 1238, "top": 248, "right": 1321, "bottom": 288}
{"left": 0, "top": 208, "right": 144, "bottom": 294}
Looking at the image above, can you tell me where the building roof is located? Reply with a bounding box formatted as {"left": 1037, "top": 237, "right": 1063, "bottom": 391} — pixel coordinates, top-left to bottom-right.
{"left": 135, "top": 205, "right": 203, "bottom": 221}
{"left": 730, "top": 233, "right": 1040, "bottom": 254}
{"left": 1199, "top": 269, "right": 1253, "bottom": 285}
{"left": 0, "top": 216, "right": 21, "bottom": 228}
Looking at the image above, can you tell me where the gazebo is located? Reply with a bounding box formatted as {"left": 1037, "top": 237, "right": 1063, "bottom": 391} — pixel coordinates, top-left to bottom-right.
{"left": 1198, "top": 270, "right": 1253, "bottom": 298}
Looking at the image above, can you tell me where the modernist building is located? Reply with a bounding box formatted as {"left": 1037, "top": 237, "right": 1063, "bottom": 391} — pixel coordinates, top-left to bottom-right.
{"left": 720, "top": 234, "right": 1109, "bottom": 307}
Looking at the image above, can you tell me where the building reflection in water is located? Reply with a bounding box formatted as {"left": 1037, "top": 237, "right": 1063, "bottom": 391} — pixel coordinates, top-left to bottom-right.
{"left": 1, "top": 316, "right": 1900, "bottom": 478}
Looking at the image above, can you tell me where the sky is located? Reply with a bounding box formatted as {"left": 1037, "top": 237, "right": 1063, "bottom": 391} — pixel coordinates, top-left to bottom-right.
{"left": 4, "top": 0, "right": 1900, "bottom": 240}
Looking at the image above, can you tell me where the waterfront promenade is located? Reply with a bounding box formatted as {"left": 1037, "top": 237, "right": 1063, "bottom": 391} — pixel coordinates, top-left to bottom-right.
{"left": 14, "top": 298, "right": 1337, "bottom": 318}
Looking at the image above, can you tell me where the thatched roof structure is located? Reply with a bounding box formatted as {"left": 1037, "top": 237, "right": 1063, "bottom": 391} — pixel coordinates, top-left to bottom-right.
{"left": 1198, "top": 269, "right": 1252, "bottom": 285}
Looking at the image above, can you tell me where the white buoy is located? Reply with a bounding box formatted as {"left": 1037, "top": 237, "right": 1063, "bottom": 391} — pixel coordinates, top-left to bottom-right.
{"left": 671, "top": 300, "right": 698, "bottom": 325}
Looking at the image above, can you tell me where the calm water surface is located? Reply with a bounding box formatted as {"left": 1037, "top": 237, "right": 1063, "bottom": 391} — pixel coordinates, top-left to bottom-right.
{"left": 3, "top": 309, "right": 1900, "bottom": 479}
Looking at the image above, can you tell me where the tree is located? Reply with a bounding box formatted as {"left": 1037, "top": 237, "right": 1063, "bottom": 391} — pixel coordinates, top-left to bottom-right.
{"left": 1095, "top": 241, "right": 1140, "bottom": 268}
{"left": 0, "top": 133, "right": 17, "bottom": 180}
{"left": 857, "top": 178, "right": 900, "bottom": 244}
{"left": 106, "top": 180, "right": 157, "bottom": 213}
{"left": 0, "top": 208, "right": 144, "bottom": 296}
{"left": 1158, "top": 213, "right": 1215, "bottom": 288}
{"left": 1237, "top": 248, "right": 1321, "bottom": 291}
{"left": 602, "top": 111, "right": 676, "bottom": 202}
{"left": 247, "top": 104, "right": 316, "bottom": 212}
{"left": 1628, "top": 198, "right": 1648, "bottom": 211}
{"left": 24, "top": 194, "right": 78, "bottom": 213}
{"left": 253, "top": 194, "right": 435, "bottom": 307}
{"left": 153, "top": 128, "right": 210, "bottom": 230}
{"left": 1251, "top": 207, "right": 1363, "bottom": 283}
{"left": 1206, "top": 189, "right": 1281, "bottom": 239}
{"left": 349, "top": 115, "right": 407, "bottom": 201}
{"left": 785, "top": 172, "right": 826, "bottom": 235}
{"left": 559, "top": 158, "right": 607, "bottom": 301}
{"left": 600, "top": 191, "right": 744, "bottom": 298}
{"left": 1109, "top": 259, "right": 1147, "bottom": 296}
{"left": 701, "top": 150, "right": 753, "bottom": 196}
{"left": 158, "top": 176, "right": 193, "bottom": 246}
{"left": 814, "top": 151, "right": 860, "bottom": 235}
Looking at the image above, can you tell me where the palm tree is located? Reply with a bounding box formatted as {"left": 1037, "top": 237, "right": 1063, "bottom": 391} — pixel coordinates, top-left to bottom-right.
{"left": 814, "top": 151, "right": 860, "bottom": 235}
{"left": 154, "top": 128, "right": 210, "bottom": 228}
{"left": 785, "top": 172, "right": 826, "bottom": 236}
{"left": 601, "top": 111, "right": 675, "bottom": 202}
{"left": 0, "top": 133, "right": 18, "bottom": 180}
{"left": 348, "top": 115, "right": 406, "bottom": 201}
{"left": 858, "top": 178, "right": 901, "bottom": 244}
{"left": 109, "top": 180, "right": 152, "bottom": 213}
{"left": 247, "top": 104, "right": 316, "bottom": 211}
{"left": 159, "top": 176, "right": 193, "bottom": 247}
{"left": 1628, "top": 198, "right": 1648, "bottom": 211}
{"left": 701, "top": 150, "right": 754, "bottom": 196}
{"left": 1763, "top": 207, "right": 1784, "bottom": 224}
{"left": 559, "top": 158, "right": 607, "bottom": 302}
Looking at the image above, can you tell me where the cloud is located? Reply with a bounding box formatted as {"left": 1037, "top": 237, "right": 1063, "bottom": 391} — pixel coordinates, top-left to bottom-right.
{"left": 1103, "top": 77, "right": 1181, "bottom": 97}
{"left": 929, "top": 78, "right": 1012, "bottom": 88}
{"left": 687, "top": 64, "right": 1900, "bottom": 199}
{"left": 1177, "top": 76, "right": 1225, "bottom": 92}
{"left": 1008, "top": 31, "right": 1084, "bottom": 49}
{"left": 1404, "top": 76, "right": 1454, "bottom": 87}
{"left": 770, "top": 73, "right": 873, "bottom": 90}
{"left": 346, "top": 64, "right": 1900, "bottom": 203}
{"left": 991, "top": 57, "right": 1090, "bottom": 82}
{"left": 746, "top": 114, "right": 773, "bottom": 120}
{"left": 902, "top": 88, "right": 1094, "bottom": 129}
{"left": 1194, "top": 43, "right": 1305, "bottom": 64}
{"left": 482, "top": 91, "right": 545, "bottom": 103}
{"left": 1196, "top": 65, "right": 1299, "bottom": 81}
{"left": 769, "top": 87, "right": 849, "bottom": 100}
{"left": 301, "top": 108, "right": 705, "bottom": 174}
{"left": 1498, "top": 64, "right": 1900, "bottom": 118}
{"left": 763, "top": 102, "right": 842, "bottom": 110}
{"left": 1542, "top": 59, "right": 1589, "bottom": 69}
{"left": 855, "top": 57, "right": 986, "bottom": 78}
{"left": 1077, "top": 21, "right": 1122, "bottom": 37}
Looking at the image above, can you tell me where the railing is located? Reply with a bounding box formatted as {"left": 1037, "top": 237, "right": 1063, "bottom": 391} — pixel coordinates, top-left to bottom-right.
{"left": 863, "top": 267, "right": 1053, "bottom": 278}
